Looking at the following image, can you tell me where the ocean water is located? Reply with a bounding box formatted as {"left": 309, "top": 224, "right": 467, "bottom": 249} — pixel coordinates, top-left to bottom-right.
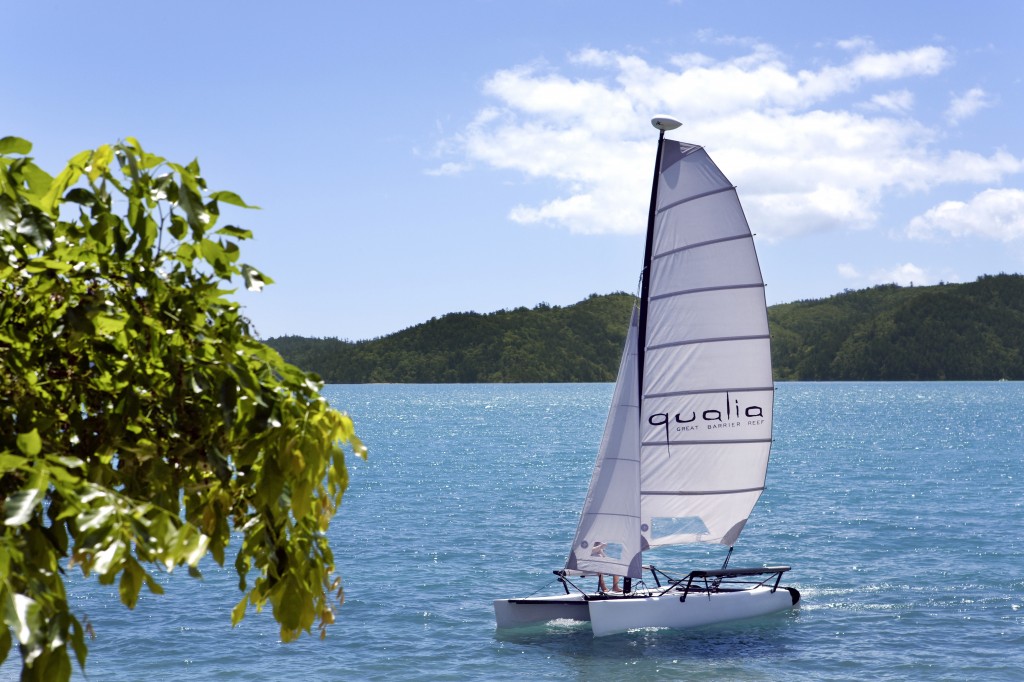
{"left": 3, "top": 382, "right": 1022, "bottom": 680}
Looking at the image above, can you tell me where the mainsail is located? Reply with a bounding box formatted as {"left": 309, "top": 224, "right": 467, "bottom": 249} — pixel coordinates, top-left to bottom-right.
{"left": 566, "top": 138, "right": 773, "bottom": 578}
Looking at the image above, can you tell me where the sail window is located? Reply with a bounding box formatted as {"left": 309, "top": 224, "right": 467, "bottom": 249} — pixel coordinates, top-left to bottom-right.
{"left": 650, "top": 516, "right": 709, "bottom": 539}
{"left": 585, "top": 541, "right": 624, "bottom": 560}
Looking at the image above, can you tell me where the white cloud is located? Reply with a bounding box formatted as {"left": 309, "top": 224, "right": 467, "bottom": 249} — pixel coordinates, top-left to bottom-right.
{"left": 873, "top": 262, "right": 927, "bottom": 286}
{"left": 443, "top": 42, "right": 1022, "bottom": 238}
{"left": 863, "top": 89, "right": 914, "bottom": 113}
{"left": 837, "top": 37, "right": 875, "bottom": 52}
{"left": 839, "top": 261, "right": 956, "bottom": 288}
{"left": 425, "top": 161, "right": 471, "bottom": 176}
{"left": 838, "top": 263, "right": 861, "bottom": 278}
{"left": 946, "top": 87, "right": 993, "bottom": 125}
{"left": 908, "top": 188, "right": 1024, "bottom": 241}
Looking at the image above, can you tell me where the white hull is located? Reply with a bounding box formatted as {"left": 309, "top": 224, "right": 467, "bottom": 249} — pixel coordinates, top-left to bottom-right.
{"left": 495, "top": 584, "right": 799, "bottom": 636}
{"left": 493, "top": 593, "right": 591, "bottom": 628}
{"left": 588, "top": 585, "right": 798, "bottom": 637}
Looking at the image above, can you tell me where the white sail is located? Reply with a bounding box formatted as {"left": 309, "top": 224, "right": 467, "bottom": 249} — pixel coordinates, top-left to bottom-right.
{"left": 566, "top": 140, "right": 773, "bottom": 577}
{"left": 639, "top": 141, "right": 773, "bottom": 550}
{"left": 565, "top": 309, "right": 643, "bottom": 578}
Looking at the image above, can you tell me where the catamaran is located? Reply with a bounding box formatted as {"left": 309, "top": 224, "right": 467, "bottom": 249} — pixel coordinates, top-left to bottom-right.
{"left": 493, "top": 116, "right": 800, "bottom": 637}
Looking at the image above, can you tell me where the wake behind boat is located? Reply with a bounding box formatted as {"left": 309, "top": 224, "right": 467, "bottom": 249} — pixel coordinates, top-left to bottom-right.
{"left": 493, "top": 116, "right": 800, "bottom": 637}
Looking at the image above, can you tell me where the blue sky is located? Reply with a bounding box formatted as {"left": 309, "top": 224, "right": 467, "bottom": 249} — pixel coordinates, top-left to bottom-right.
{"left": 5, "top": 1, "right": 1023, "bottom": 340}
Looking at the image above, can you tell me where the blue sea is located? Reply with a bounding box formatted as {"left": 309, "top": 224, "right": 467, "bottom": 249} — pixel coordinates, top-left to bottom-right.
{"left": 3, "top": 382, "right": 1022, "bottom": 680}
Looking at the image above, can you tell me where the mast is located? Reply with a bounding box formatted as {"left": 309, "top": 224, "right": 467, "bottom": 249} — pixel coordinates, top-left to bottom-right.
{"left": 637, "top": 117, "right": 682, "bottom": 425}
{"left": 630, "top": 116, "right": 682, "bottom": 592}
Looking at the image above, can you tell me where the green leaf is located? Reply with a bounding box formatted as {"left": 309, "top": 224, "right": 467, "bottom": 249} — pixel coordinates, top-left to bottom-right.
{"left": 46, "top": 455, "right": 85, "bottom": 470}
{"left": 64, "top": 187, "right": 97, "bottom": 206}
{"left": 273, "top": 578, "right": 305, "bottom": 635}
{"left": 291, "top": 476, "right": 312, "bottom": 518}
{"left": 231, "top": 595, "right": 249, "bottom": 626}
{"left": 143, "top": 573, "right": 165, "bottom": 596}
{"left": 40, "top": 645, "right": 71, "bottom": 682}
{"left": 121, "top": 137, "right": 166, "bottom": 170}
{"left": 0, "top": 625, "right": 11, "bottom": 668}
{"left": 16, "top": 209, "right": 54, "bottom": 250}
{"left": 4, "top": 489, "right": 44, "bottom": 526}
{"left": 86, "top": 144, "right": 113, "bottom": 181}
{"left": 0, "top": 195, "right": 19, "bottom": 231}
{"left": 198, "top": 238, "right": 227, "bottom": 271}
{"left": 0, "top": 452, "right": 28, "bottom": 473}
{"left": 16, "top": 428, "right": 42, "bottom": 456}
{"left": 216, "top": 225, "right": 253, "bottom": 239}
{"left": 119, "top": 560, "right": 143, "bottom": 609}
{"left": 69, "top": 618, "right": 88, "bottom": 671}
{"left": 93, "top": 313, "right": 127, "bottom": 336}
{"left": 92, "top": 541, "right": 123, "bottom": 575}
{"left": 77, "top": 505, "right": 115, "bottom": 531}
{"left": 169, "top": 214, "right": 188, "bottom": 240}
{"left": 3, "top": 592, "right": 40, "bottom": 645}
{"left": 39, "top": 150, "right": 88, "bottom": 214}
{"left": 241, "top": 264, "right": 273, "bottom": 292}
{"left": 209, "top": 190, "right": 259, "bottom": 209}
{"left": 177, "top": 185, "right": 209, "bottom": 235}
{"left": 17, "top": 161, "right": 54, "bottom": 197}
{"left": 186, "top": 534, "right": 211, "bottom": 566}
{"left": 0, "top": 136, "right": 31, "bottom": 155}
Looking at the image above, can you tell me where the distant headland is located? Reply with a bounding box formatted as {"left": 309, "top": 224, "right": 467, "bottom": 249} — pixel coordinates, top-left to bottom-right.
{"left": 266, "top": 274, "right": 1024, "bottom": 382}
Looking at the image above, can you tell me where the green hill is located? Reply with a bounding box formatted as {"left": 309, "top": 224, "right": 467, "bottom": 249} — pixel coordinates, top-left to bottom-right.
{"left": 266, "top": 274, "right": 1024, "bottom": 382}
{"left": 769, "top": 273, "right": 1024, "bottom": 380}
{"left": 266, "top": 292, "right": 637, "bottom": 383}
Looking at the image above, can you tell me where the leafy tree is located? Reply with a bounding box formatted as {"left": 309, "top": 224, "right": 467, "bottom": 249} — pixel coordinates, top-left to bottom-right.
{"left": 769, "top": 276, "right": 1024, "bottom": 380}
{"left": 266, "top": 293, "right": 638, "bottom": 383}
{"left": 0, "top": 137, "right": 365, "bottom": 680}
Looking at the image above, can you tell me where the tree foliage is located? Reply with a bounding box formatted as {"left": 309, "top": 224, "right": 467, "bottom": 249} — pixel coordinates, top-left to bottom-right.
{"left": 268, "top": 293, "right": 637, "bottom": 383}
{"left": 770, "top": 276, "right": 1024, "bottom": 380}
{"left": 0, "top": 137, "right": 365, "bottom": 680}
{"left": 272, "top": 277, "right": 1024, "bottom": 384}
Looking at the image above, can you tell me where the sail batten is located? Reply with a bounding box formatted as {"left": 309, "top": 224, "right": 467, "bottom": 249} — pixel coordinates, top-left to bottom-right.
{"left": 652, "top": 233, "right": 752, "bottom": 260}
{"left": 650, "top": 283, "right": 765, "bottom": 302}
{"left": 641, "top": 487, "right": 765, "bottom": 496}
{"left": 646, "top": 386, "right": 775, "bottom": 399}
{"left": 641, "top": 438, "right": 772, "bottom": 446}
{"left": 647, "top": 333, "right": 770, "bottom": 351}
{"left": 656, "top": 184, "right": 736, "bottom": 214}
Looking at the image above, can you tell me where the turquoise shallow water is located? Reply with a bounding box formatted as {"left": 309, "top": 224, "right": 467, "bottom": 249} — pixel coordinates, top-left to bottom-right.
{"left": 3, "top": 382, "right": 1023, "bottom": 680}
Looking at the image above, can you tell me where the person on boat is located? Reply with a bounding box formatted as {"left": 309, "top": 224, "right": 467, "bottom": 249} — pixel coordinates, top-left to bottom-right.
{"left": 591, "top": 542, "right": 621, "bottom": 593}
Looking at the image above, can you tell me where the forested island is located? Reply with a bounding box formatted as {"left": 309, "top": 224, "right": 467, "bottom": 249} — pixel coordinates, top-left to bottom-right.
{"left": 268, "top": 293, "right": 635, "bottom": 382}
{"left": 266, "top": 274, "right": 1024, "bottom": 382}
